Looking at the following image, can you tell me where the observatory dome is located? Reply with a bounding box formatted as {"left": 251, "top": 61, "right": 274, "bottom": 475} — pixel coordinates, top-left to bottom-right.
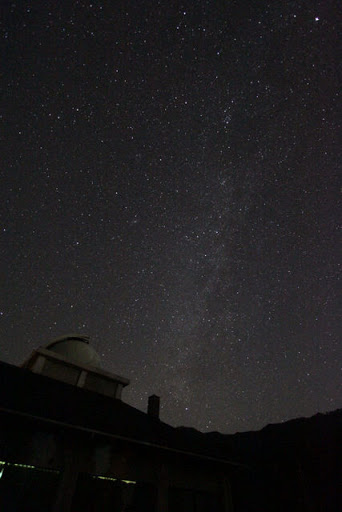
{"left": 44, "top": 335, "right": 101, "bottom": 368}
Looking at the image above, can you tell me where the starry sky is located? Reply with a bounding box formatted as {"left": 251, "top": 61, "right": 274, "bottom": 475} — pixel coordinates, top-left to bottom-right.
{"left": 1, "top": 0, "right": 341, "bottom": 433}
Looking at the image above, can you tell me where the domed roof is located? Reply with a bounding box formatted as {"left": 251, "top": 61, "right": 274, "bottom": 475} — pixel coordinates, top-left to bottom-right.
{"left": 44, "top": 335, "right": 101, "bottom": 368}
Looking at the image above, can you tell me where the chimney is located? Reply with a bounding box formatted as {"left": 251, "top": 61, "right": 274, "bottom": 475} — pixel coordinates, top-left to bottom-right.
{"left": 148, "top": 395, "right": 160, "bottom": 419}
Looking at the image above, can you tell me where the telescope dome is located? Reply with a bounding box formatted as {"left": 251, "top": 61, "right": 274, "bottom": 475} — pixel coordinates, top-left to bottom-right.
{"left": 44, "top": 335, "right": 101, "bottom": 368}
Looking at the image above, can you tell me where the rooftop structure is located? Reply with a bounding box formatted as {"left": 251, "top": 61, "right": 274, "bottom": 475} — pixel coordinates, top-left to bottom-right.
{"left": 0, "top": 335, "right": 241, "bottom": 511}
{"left": 21, "top": 334, "right": 129, "bottom": 400}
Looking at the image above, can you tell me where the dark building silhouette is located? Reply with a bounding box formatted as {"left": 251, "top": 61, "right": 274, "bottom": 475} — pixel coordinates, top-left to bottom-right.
{"left": 1, "top": 335, "right": 339, "bottom": 511}
{"left": 0, "top": 335, "right": 240, "bottom": 511}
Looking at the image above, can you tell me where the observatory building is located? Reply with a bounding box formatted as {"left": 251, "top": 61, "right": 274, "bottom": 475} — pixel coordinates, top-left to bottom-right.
{"left": 0, "top": 335, "right": 239, "bottom": 512}
{"left": 22, "top": 334, "right": 129, "bottom": 400}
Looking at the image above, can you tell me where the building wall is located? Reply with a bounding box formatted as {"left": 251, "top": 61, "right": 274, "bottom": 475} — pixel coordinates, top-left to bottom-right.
{"left": 0, "top": 412, "right": 234, "bottom": 512}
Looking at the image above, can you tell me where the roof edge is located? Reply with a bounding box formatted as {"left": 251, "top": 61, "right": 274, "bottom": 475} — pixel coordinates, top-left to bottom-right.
{"left": 0, "top": 405, "right": 246, "bottom": 469}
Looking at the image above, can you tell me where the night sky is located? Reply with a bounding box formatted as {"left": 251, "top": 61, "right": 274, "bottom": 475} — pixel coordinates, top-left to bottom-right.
{"left": 1, "top": 0, "right": 341, "bottom": 434}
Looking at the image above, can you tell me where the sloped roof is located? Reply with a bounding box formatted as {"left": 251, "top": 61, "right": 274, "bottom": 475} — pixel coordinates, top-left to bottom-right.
{"left": 0, "top": 361, "right": 240, "bottom": 467}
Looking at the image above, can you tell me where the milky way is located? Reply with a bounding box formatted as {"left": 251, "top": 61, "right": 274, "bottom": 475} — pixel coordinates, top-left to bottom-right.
{"left": 1, "top": 0, "right": 341, "bottom": 433}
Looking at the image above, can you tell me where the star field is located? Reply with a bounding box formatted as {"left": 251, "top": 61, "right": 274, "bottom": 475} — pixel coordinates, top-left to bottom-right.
{"left": 1, "top": 0, "right": 341, "bottom": 433}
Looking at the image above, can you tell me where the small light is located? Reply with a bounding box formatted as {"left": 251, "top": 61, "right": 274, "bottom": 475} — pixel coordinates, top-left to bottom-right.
{"left": 94, "top": 475, "right": 117, "bottom": 481}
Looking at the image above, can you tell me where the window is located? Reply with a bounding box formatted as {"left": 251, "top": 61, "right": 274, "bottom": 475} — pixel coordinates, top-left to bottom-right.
{"left": 41, "top": 359, "right": 80, "bottom": 385}
{"left": 169, "top": 487, "right": 221, "bottom": 512}
{"left": 169, "top": 487, "right": 195, "bottom": 512}
{"left": 71, "top": 473, "right": 157, "bottom": 512}
{"left": 0, "top": 461, "right": 60, "bottom": 511}
{"left": 84, "top": 373, "right": 118, "bottom": 397}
